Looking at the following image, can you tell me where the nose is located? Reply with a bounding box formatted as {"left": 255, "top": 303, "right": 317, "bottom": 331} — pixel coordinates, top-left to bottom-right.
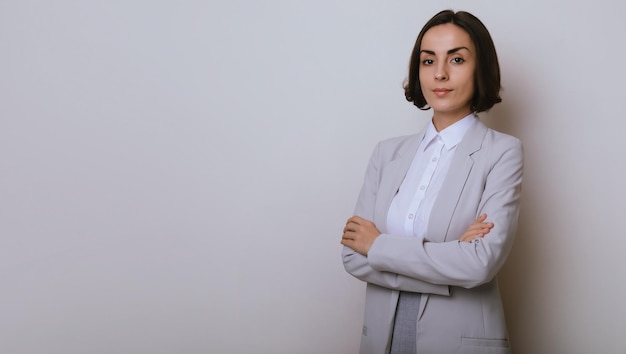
{"left": 435, "top": 64, "right": 448, "bottom": 81}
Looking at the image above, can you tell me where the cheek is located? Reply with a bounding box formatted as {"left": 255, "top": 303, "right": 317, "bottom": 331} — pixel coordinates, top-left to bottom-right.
{"left": 465, "top": 80, "right": 475, "bottom": 95}
{"left": 462, "top": 72, "right": 476, "bottom": 94}
{"left": 467, "top": 66, "right": 476, "bottom": 86}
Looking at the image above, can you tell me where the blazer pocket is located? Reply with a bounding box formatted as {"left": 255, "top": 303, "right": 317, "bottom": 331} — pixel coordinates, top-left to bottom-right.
{"left": 461, "top": 337, "right": 511, "bottom": 354}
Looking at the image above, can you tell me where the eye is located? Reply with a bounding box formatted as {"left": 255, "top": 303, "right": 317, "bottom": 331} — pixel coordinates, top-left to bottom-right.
{"left": 422, "top": 59, "right": 434, "bottom": 65}
{"left": 451, "top": 57, "right": 465, "bottom": 64}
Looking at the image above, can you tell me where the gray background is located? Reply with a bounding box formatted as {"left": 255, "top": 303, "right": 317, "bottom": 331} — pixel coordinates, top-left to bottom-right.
{"left": 2, "top": 0, "right": 625, "bottom": 353}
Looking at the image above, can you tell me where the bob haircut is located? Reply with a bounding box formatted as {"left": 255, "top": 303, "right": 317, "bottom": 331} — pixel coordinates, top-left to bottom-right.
{"left": 404, "top": 10, "right": 502, "bottom": 113}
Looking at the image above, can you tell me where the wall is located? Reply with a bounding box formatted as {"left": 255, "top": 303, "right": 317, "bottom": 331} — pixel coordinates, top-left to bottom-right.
{"left": 1, "top": 1, "right": 625, "bottom": 353}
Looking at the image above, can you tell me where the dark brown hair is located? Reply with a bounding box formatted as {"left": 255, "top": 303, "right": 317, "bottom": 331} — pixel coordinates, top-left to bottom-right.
{"left": 404, "top": 10, "right": 502, "bottom": 112}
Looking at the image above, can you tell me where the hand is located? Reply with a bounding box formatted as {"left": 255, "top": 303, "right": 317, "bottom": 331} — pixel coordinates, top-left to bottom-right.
{"left": 460, "top": 213, "right": 494, "bottom": 242}
{"left": 341, "top": 216, "right": 381, "bottom": 256}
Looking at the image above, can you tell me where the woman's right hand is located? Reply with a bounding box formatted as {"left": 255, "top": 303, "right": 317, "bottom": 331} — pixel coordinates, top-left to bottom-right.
{"left": 460, "top": 213, "right": 494, "bottom": 242}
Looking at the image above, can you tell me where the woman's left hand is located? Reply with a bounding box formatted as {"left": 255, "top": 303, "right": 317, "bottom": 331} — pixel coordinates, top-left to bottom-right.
{"left": 341, "top": 216, "right": 381, "bottom": 256}
{"left": 459, "top": 213, "right": 494, "bottom": 242}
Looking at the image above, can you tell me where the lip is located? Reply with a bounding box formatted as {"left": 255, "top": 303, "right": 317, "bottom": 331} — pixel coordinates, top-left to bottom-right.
{"left": 433, "top": 88, "right": 452, "bottom": 97}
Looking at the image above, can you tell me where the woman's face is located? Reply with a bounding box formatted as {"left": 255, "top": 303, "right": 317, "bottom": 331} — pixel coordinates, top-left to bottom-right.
{"left": 419, "top": 23, "right": 476, "bottom": 121}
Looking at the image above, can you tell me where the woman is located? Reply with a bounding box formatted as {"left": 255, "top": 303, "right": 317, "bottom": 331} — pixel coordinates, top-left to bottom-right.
{"left": 341, "top": 10, "right": 522, "bottom": 354}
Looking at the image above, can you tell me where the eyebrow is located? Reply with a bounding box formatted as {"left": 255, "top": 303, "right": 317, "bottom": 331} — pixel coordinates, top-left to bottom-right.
{"left": 420, "top": 47, "right": 470, "bottom": 55}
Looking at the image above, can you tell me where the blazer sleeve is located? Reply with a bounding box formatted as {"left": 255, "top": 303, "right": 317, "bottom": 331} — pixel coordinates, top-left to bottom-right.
{"left": 342, "top": 142, "right": 450, "bottom": 296}
{"left": 367, "top": 136, "right": 523, "bottom": 289}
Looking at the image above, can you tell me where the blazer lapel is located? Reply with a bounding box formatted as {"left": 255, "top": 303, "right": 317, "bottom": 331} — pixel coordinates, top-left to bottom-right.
{"left": 427, "top": 119, "right": 488, "bottom": 243}
{"left": 417, "top": 119, "right": 488, "bottom": 321}
{"left": 373, "top": 131, "right": 425, "bottom": 232}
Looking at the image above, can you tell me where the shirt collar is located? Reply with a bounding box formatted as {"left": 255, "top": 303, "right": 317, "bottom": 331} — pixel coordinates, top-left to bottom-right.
{"left": 423, "top": 113, "right": 476, "bottom": 151}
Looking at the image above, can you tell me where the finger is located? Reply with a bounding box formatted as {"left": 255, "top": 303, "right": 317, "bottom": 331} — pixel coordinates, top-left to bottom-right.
{"left": 346, "top": 216, "right": 358, "bottom": 225}
{"left": 461, "top": 224, "right": 490, "bottom": 240}
{"left": 465, "top": 223, "right": 487, "bottom": 234}
{"left": 347, "top": 215, "right": 366, "bottom": 225}
{"left": 342, "top": 230, "right": 355, "bottom": 239}
{"left": 477, "top": 224, "right": 494, "bottom": 235}
{"left": 343, "top": 221, "right": 361, "bottom": 233}
{"left": 473, "top": 222, "right": 494, "bottom": 231}
{"left": 348, "top": 216, "right": 376, "bottom": 227}
{"left": 341, "top": 237, "right": 355, "bottom": 248}
{"left": 470, "top": 226, "right": 492, "bottom": 237}
{"left": 475, "top": 213, "right": 487, "bottom": 223}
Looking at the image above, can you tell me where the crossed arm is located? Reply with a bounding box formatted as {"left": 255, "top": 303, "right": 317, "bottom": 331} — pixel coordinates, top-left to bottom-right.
{"left": 340, "top": 215, "right": 493, "bottom": 295}
{"left": 341, "top": 135, "right": 522, "bottom": 292}
{"left": 341, "top": 213, "right": 493, "bottom": 256}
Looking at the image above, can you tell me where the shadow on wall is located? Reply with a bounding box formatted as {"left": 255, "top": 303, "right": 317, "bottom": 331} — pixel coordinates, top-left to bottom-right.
{"left": 484, "top": 98, "right": 553, "bottom": 352}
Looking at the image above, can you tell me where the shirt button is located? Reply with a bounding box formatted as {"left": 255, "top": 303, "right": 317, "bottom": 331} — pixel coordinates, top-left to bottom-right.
{"left": 420, "top": 186, "right": 425, "bottom": 190}
{"left": 408, "top": 214, "right": 414, "bottom": 219}
{"left": 432, "top": 157, "right": 437, "bottom": 162}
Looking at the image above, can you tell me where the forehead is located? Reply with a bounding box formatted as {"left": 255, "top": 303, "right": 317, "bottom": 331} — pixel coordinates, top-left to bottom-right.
{"left": 421, "top": 23, "right": 474, "bottom": 52}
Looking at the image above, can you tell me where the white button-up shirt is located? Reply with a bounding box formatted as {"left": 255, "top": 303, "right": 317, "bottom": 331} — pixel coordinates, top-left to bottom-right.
{"left": 386, "top": 114, "right": 476, "bottom": 239}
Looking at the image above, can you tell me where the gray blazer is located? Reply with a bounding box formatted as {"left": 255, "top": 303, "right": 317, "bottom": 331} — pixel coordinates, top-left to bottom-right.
{"left": 342, "top": 118, "right": 523, "bottom": 354}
